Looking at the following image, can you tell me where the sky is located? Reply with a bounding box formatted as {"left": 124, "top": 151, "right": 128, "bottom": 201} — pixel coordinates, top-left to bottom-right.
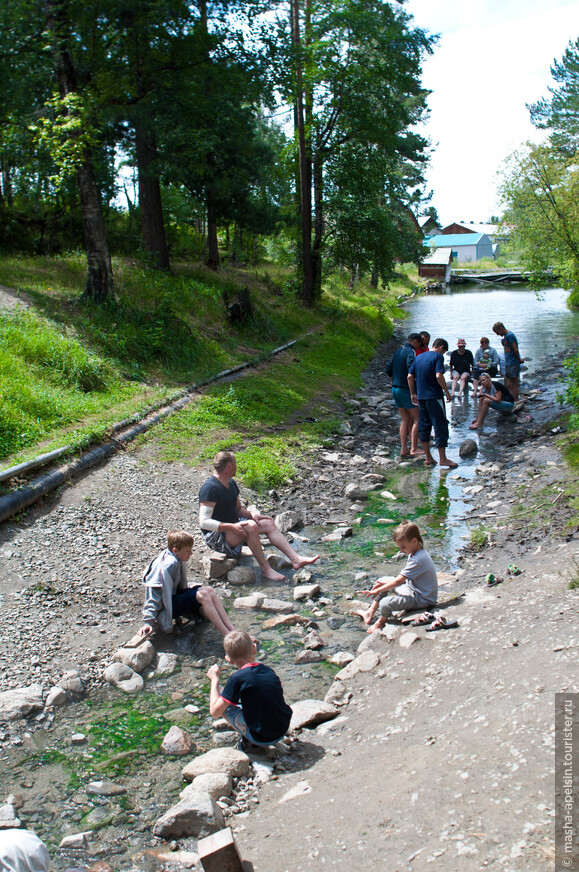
{"left": 404, "top": 0, "right": 579, "bottom": 226}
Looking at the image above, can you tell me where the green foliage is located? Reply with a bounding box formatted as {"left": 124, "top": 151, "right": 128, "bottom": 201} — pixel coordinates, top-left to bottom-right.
{"left": 32, "top": 93, "right": 101, "bottom": 188}
{"left": 528, "top": 36, "right": 579, "bottom": 155}
{"left": 468, "top": 526, "right": 489, "bottom": 551}
{"left": 237, "top": 440, "right": 296, "bottom": 491}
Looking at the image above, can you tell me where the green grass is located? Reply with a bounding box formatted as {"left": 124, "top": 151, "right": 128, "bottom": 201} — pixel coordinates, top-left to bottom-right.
{"left": 468, "top": 526, "right": 489, "bottom": 551}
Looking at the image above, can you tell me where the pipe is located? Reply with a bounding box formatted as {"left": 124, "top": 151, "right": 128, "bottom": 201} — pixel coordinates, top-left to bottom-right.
{"left": 0, "top": 335, "right": 306, "bottom": 524}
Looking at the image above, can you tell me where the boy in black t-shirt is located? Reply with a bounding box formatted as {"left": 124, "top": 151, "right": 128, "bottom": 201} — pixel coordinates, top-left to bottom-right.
{"left": 207, "top": 630, "right": 292, "bottom": 750}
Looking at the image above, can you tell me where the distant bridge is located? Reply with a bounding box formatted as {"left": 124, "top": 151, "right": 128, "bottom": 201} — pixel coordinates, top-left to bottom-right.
{"left": 451, "top": 269, "right": 531, "bottom": 284}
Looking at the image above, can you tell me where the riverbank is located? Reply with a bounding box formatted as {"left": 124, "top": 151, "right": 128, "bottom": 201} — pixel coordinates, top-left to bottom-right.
{"left": 0, "top": 327, "right": 577, "bottom": 868}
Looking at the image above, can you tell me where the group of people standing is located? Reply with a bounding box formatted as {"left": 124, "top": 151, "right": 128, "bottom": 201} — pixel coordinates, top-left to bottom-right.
{"left": 388, "top": 322, "right": 523, "bottom": 460}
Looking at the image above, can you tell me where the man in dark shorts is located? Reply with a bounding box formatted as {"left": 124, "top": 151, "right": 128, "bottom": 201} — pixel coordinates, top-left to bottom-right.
{"left": 449, "top": 338, "right": 474, "bottom": 398}
{"left": 199, "top": 451, "right": 319, "bottom": 582}
{"left": 408, "top": 338, "right": 457, "bottom": 468}
{"left": 493, "top": 322, "right": 524, "bottom": 402}
{"left": 386, "top": 333, "right": 423, "bottom": 457}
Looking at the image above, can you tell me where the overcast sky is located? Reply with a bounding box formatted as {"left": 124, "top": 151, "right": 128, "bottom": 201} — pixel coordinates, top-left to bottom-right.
{"left": 405, "top": 0, "right": 578, "bottom": 226}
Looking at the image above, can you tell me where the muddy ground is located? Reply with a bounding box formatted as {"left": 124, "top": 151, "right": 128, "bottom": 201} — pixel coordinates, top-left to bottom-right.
{"left": 0, "top": 333, "right": 578, "bottom": 870}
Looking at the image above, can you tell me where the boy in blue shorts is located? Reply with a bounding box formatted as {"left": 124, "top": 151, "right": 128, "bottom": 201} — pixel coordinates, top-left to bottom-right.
{"left": 386, "top": 333, "right": 423, "bottom": 457}
{"left": 207, "top": 630, "right": 292, "bottom": 750}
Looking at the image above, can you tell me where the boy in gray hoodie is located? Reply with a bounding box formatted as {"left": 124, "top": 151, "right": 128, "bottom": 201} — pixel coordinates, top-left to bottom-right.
{"left": 138, "top": 530, "right": 235, "bottom": 637}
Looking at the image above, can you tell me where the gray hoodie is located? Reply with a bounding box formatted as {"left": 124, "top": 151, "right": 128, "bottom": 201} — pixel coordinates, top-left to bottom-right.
{"left": 142, "top": 548, "right": 187, "bottom": 633}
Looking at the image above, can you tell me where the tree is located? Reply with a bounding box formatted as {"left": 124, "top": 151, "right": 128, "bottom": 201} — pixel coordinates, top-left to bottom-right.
{"left": 528, "top": 37, "right": 579, "bottom": 156}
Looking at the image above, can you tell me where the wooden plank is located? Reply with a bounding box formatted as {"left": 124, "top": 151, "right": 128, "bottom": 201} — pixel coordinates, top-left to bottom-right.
{"left": 123, "top": 633, "right": 148, "bottom": 649}
{"left": 198, "top": 827, "right": 245, "bottom": 872}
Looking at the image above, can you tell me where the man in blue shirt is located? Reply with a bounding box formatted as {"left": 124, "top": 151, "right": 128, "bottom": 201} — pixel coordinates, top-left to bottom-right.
{"left": 386, "top": 333, "right": 423, "bottom": 457}
{"left": 408, "top": 338, "right": 457, "bottom": 468}
{"left": 493, "top": 322, "right": 524, "bottom": 402}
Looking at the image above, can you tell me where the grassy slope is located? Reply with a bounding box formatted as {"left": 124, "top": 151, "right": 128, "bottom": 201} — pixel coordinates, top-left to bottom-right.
{"left": 0, "top": 255, "right": 417, "bottom": 479}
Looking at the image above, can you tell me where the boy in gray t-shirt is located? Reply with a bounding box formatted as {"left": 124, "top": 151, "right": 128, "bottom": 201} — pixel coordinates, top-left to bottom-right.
{"left": 357, "top": 521, "right": 438, "bottom": 633}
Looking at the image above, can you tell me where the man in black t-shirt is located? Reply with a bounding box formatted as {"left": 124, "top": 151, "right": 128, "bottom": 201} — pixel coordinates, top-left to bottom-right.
{"left": 199, "top": 450, "right": 319, "bottom": 582}
{"left": 449, "top": 339, "right": 474, "bottom": 398}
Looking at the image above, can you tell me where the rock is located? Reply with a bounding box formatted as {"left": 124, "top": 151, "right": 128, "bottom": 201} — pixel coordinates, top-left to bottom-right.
{"left": 161, "top": 726, "right": 195, "bottom": 756}
{"left": 103, "top": 663, "right": 144, "bottom": 694}
{"left": 361, "top": 473, "right": 386, "bottom": 483}
{"left": 71, "top": 733, "right": 87, "bottom": 745}
{"left": 0, "top": 684, "right": 44, "bottom": 720}
{"left": 328, "top": 651, "right": 355, "bottom": 667}
{"left": 293, "top": 568, "right": 314, "bottom": 583}
{"left": 164, "top": 708, "right": 193, "bottom": 724}
{"left": 153, "top": 792, "right": 225, "bottom": 839}
{"left": 182, "top": 748, "right": 251, "bottom": 781}
{"left": 336, "top": 650, "right": 380, "bottom": 680}
{"left": 203, "top": 551, "right": 237, "bottom": 579}
{"left": 233, "top": 593, "right": 266, "bottom": 611}
{"left": 181, "top": 772, "right": 233, "bottom": 802}
{"left": 324, "top": 683, "right": 353, "bottom": 707}
{"left": 155, "top": 652, "right": 179, "bottom": 676}
{"left": 260, "top": 598, "right": 294, "bottom": 614}
{"left": 59, "top": 670, "right": 85, "bottom": 698}
{"left": 262, "top": 614, "right": 309, "bottom": 629}
{"left": 87, "top": 781, "right": 127, "bottom": 797}
{"left": 289, "top": 699, "right": 338, "bottom": 731}
{"left": 0, "top": 803, "right": 20, "bottom": 829}
{"left": 59, "top": 832, "right": 91, "bottom": 848}
{"left": 275, "top": 510, "right": 304, "bottom": 534}
{"left": 293, "top": 584, "right": 321, "bottom": 601}
{"left": 459, "top": 438, "right": 478, "bottom": 459}
{"left": 344, "top": 483, "right": 369, "bottom": 501}
{"left": 379, "top": 490, "right": 397, "bottom": 500}
{"left": 113, "top": 641, "right": 155, "bottom": 674}
{"left": 266, "top": 553, "right": 292, "bottom": 571}
{"left": 226, "top": 566, "right": 257, "bottom": 585}
{"left": 294, "top": 650, "right": 322, "bottom": 664}
{"left": 322, "top": 527, "right": 353, "bottom": 542}
{"left": 399, "top": 631, "right": 420, "bottom": 648}
{"left": 45, "top": 686, "right": 67, "bottom": 707}
{"left": 212, "top": 731, "right": 238, "bottom": 747}
{"left": 303, "top": 630, "right": 324, "bottom": 650}
{"left": 357, "top": 625, "right": 398, "bottom": 650}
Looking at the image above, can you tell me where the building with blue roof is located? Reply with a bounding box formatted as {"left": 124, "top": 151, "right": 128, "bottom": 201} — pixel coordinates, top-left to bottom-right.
{"left": 425, "top": 232, "right": 493, "bottom": 262}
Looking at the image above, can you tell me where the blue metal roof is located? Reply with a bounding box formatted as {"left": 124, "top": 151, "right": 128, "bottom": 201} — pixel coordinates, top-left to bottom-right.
{"left": 427, "top": 233, "right": 486, "bottom": 247}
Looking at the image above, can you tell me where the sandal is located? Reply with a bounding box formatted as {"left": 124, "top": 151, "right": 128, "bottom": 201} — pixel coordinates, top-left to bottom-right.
{"left": 426, "top": 615, "right": 459, "bottom": 632}
{"left": 411, "top": 611, "right": 436, "bottom": 626}
{"left": 486, "top": 573, "right": 503, "bottom": 587}
{"left": 507, "top": 564, "right": 521, "bottom": 576}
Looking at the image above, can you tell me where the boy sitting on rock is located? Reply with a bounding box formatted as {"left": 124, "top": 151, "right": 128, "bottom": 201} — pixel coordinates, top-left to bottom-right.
{"left": 138, "top": 530, "right": 235, "bottom": 638}
{"left": 207, "top": 630, "right": 292, "bottom": 750}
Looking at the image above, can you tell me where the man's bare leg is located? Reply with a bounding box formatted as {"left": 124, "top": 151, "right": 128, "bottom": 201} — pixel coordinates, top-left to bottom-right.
{"left": 242, "top": 524, "right": 287, "bottom": 581}
{"left": 399, "top": 408, "right": 410, "bottom": 456}
{"left": 459, "top": 373, "right": 469, "bottom": 397}
{"left": 409, "top": 408, "right": 423, "bottom": 455}
{"left": 368, "top": 616, "right": 386, "bottom": 634}
{"left": 256, "top": 519, "right": 319, "bottom": 570}
{"left": 196, "top": 587, "right": 235, "bottom": 636}
{"left": 422, "top": 440, "right": 436, "bottom": 466}
{"left": 506, "top": 376, "right": 519, "bottom": 402}
{"left": 438, "top": 447, "right": 458, "bottom": 468}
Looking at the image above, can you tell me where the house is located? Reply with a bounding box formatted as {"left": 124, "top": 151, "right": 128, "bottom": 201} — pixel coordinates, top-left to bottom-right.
{"left": 441, "top": 222, "right": 511, "bottom": 244}
{"left": 420, "top": 216, "right": 442, "bottom": 236}
{"left": 427, "top": 233, "right": 493, "bottom": 263}
{"left": 419, "top": 247, "right": 453, "bottom": 282}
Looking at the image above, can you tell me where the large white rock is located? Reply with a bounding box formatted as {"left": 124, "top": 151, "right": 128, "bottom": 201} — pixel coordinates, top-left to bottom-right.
{"left": 0, "top": 684, "right": 44, "bottom": 720}
{"left": 233, "top": 593, "right": 266, "bottom": 611}
{"left": 45, "top": 686, "right": 67, "bottom": 707}
{"left": 266, "top": 553, "right": 292, "bottom": 570}
{"left": 328, "top": 651, "right": 355, "bottom": 667}
{"left": 104, "top": 663, "right": 144, "bottom": 694}
{"left": 289, "top": 699, "right": 338, "bottom": 731}
{"left": 335, "top": 650, "right": 380, "bottom": 681}
{"left": 262, "top": 614, "right": 309, "bottom": 629}
{"left": 113, "top": 641, "right": 155, "bottom": 674}
{"left": 261, "top": 598, "right": 294, "bottom": 614}
{"left": 293, "top": 584, "right": 321, "bottom": 601}
{"left": 161, "top": 726, "right": 195, "bottom": 756}
{"left": 59, "top": 670, "right": 85, "bottom": 698}
{"left": 181, "top": 772, "right": 233, "bottom": 801}
{"left": 152, "top": 792, "right": 225, "bottom": 839}
{"left": 182, "top": 748, "right": 250, "bottom": 781}
{"left": 155, "top": 652, "right": 179, "bottom": 676}
{"left": 226, "top": 566, "right": 257, "bottom": 585}
{"left": 275, "top": 510, "right": 304, "bottom": 534}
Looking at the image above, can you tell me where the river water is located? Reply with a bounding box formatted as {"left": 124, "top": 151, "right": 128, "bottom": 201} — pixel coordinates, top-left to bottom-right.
{"left": 5, "top": 284, "right": 579, "bottom": 868}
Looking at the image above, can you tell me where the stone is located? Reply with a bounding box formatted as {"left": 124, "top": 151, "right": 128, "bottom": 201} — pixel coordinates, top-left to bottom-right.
{"left": 294, "top": 650, "right": 322, "bottom": 664}
{"left": 328, "top": 651, "right": 355, "bottom": 667}
{"left": 113, "top": 641, "right": 155, "bottom": 674}
{"left": 459, "top": 438, "right": 478, "bottom": 459}
{"left": 0, "top": 684, "right": 44, "bottom": 720}
{"left": 182, "top": 773, "right": 233, "bottom": 802}
{"left": 322, "top": 527, "right": 352, "bottom": 542}
{"left": 212, "top": 731, "right": 238, "bottom": 747}
{"left": 59, "top": 832, "right": 91, "bottom": 848}
{"left": 155, "top": 652, "right": 179, "bottom": 675}
{"left": 203, "top": 551, "right": 237, "bottom": 579}
{"left": 161, "top": 726, "right": 195, "bottom": 756}
{"left": 182, "top": 748, "right": 251, "bottom": 781}
{"left": 399, "top": 631, "right": 420, "bottom": 648}
{"left": 153, "top": 792, "right": 225, "bottom": 839}
{"left": 103, "top": 663, "right": 144, "bottom": 694}
{"left": 293, "top": 584, "right": 321, "bottom": 601}
{"left": 357, "top": 625, "right": 398, "bottom": 650}
{"left": 260, "top": 598, "right": 294, "bottom": 614}
{"left": 379, "top": 490, "right": 397, "bottom": 501}
{"left": 87, "top": 781, "right": 127, "bottom": 797}
{"left": 45, "top": 686, "right": 67, "bottom": 707}
{"left": 275, "top": 510, "right": 304, "bottom": 534}
{"left": 335, "top": 650, "right": 380, "bottom": 680}
{"left": 293, "top": 568, "right": 314, "bottom": 583}
{"left": 197, "top": 827, "right": 245, "bottom": 872}
{"left": 344, "top": 483, "right": 369, "bottom": 501}
{"left": 71, "top": 733, "right": 87, "bottom": 745}
{"left": 289, "top": 699, "right": 338, "bottom": 731}
{"left": 226, "top": 566, "right": 257, "bottom": 585}
{"left": 303, "top": 630, "right": 324, "bottom": 650}
{"left": 262, "top": 614, "right": 309, "bottom": 629}
{"left": 233, "top": 593, "right": 266, "bottom": 611}
{"left": 0, "top": 803, "right": 20, "bottom": 829}
{"left": 324, "top": 683, "right": 353, "bottom": 707}
{"left": 266, "top": 553, "right": 292, "bottom": 570}
{"left": 60, "top": 670, "right": 85, "bottom": 698}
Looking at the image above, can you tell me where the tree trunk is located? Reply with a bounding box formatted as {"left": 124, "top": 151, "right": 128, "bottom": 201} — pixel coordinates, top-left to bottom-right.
{"left": 135, "top": 121, "right": 170, "bottom": 270}
{"left": 206, "top": 190, "right": 219, "bottom": 270}
{"left": 312, "top": 146, "right": 324, "bottom": 299}
{"left": 292, "top": 0, "right": 314, "bottom": 306}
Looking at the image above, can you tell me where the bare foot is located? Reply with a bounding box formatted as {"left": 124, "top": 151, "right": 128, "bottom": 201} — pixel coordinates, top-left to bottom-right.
{"left": 424, "top": 459, "right": 437, "bottom": 467}
{"left": 262, "top": 569, "right": 286, "bottom": 582}
{"left": 409, "top": 448, "right": 425, "bottom": 456}
{"left": 293, "top": 554, "right": 320, "bottom": 569}
{"left": 400, "top": 451, "right": 410, "bottom": 457}
{"left": 356, "top": 608, "right": 373, "bottom": 625}
{"left": 469, "top": 423, "right": 482, "bottom": 430}
{"left": 440, "top": 459, "right": 458, "bottom": 468}
{"left": 367, "top": 619, "right": 386, "bottom": 634}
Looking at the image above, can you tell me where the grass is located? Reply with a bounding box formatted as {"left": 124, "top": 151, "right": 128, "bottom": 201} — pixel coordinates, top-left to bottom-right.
{"left": 468, "top": 526, "right": 489, "bottom": 551}
{"left": 0, "top": 253, "right": 417, "bottom": 471}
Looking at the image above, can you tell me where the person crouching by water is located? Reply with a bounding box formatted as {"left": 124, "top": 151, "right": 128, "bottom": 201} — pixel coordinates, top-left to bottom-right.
{"left": 356, "top": 521, "right": 438, "bottom": 633}
{"left": 469, "top": 373, "right": 514, "bottom": 429}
